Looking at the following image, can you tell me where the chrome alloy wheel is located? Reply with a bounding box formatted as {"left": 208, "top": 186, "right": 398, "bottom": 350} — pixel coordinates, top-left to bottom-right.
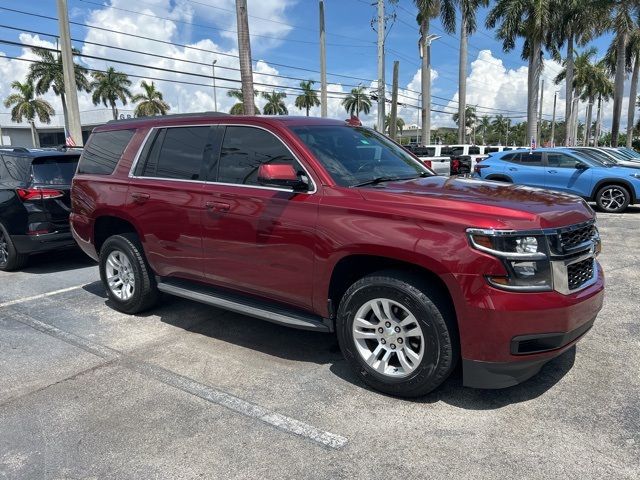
{"left": 352, "top": 298, "right": 425, "bottom": 378}
{"left": 0, "top": 230, "right": 8, "bottom": 266}
{"left": 105, "top": 250, "right": 135, "bottom": 301}
{"left": 600, "top": 187, "right": 627, "bottom": 211}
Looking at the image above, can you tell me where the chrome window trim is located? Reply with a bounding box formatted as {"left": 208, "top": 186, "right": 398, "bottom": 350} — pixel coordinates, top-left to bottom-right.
{"left": 128, "top": 123, "right": 317, "bottom": 194}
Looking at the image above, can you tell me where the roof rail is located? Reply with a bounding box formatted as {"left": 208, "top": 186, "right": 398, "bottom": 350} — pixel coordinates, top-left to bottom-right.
{"left": 55, "top": 145, "right": 84, "bottom": 151}
{"left": 105, "top": 111, "right": 229, "bottom": 125}
{"left": 0, "top": 147, "right": 30, "bottom": 153}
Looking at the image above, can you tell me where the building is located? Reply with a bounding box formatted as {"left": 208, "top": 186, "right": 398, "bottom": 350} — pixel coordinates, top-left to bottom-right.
{"left": 0, "top": 109, "right": 135, "bottom": 147}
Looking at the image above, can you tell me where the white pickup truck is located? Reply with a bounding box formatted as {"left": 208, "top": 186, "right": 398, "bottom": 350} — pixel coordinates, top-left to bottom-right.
{"left": 407, "top": 144, "right": 522, "bottom": 175}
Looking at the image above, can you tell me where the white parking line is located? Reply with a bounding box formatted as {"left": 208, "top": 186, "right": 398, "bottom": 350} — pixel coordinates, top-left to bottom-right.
{"left": 0, "top": 285, "right": 86, "bottom": 309}
{"left": 6, "top": 308, "right": 348, "bottom": 450}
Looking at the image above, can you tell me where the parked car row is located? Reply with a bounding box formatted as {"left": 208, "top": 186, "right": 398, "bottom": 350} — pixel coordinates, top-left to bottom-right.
{"left": 1, "top": 115, "right": 607, "bottom": 399}
{"left": 404, "top": 144, "right": 527, "bottom": 175}
{"left": 474, "top": 146, "right": 640, "bottom": 213}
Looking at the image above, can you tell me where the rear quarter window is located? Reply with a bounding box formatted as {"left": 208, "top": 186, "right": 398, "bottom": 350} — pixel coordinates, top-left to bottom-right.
{"left": 78, "top": 129, "right": 135, "bottom": 175}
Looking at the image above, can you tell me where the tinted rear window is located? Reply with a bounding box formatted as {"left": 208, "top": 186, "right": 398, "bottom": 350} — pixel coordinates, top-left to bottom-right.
{"left": 31, "top": 156, "right": 79, "bottom": 185}
{"left": 0, "top": 154, "right": 30, "bottom": 181}
{"left": 78, "top": 129, "right": 135, "bottom": 175}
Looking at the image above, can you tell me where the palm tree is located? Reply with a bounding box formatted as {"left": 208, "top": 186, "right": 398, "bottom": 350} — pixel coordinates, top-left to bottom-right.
{"left": 414, "top": 0, "right": 442, "bottom": 145}
{"left": 608, "top": 0, "right": 640, "bottom": 146}
{"left": 131, "top": 81, "right": 170, "bottom": 117}
{"left": 384, "top": 113, "right": 405, "bottom": 135}
{"left": 452, "top": 105, "right": 477, "bottom": 142}
{"left": 491, "top": 114, "right": 509, "bottom": 145}
{"left": 236, "top": 0, "right": 255, "bottom": 115}
{"left": 294, "top": 80, "right": 320, "bottom": 116}
{"left": 487, "top": 0, "right": 555, "bottom": 145}
{"left": 90, "top": 67, "right": 132, "bottom": 120}
{"left": 479, "top": 115, "right": 491, "bottom": 144}
{"left": 440, "top": 0, "right": 488, "bottom": 144}
{"left": 262, "top": 91, "right": 288, "bottom": 115}
{"left": 27, "top": 46, "right": 90, "bottom": 134}
{"left": 582, "top": 60, "right": 614, "bottom": 146}
{"left": 341, "top": 86, "right": 372, "bottom": 117}
{"left": 550, "top": 1, "right": 607, "bottom": 146}
{"left": 555, "top": 47, "right": 600, "bottom": 145}
{"left": 626, "top": 28, "right": 640, "bottom": 147}
{"left": 227, "top": 89, "right": 260, "bottom": 115}
{"left": 3, "top": 80, "right": 55, "bottom": 148}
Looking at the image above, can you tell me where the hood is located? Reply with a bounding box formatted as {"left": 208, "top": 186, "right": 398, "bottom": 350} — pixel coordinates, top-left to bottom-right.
{"left": 357, "top": 176, "right": 595, "bottom": 230}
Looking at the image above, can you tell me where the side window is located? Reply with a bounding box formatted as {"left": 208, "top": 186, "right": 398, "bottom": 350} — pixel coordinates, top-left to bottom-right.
{"left": 547, "top": 153, "right": 579, "bottom": 168}
{"left": 78, "top": 129, "right": 135, "bottom": 175}
{"left": 450, "top": 146, "right": 464, "bottom": 156}
{"left": 469, "top": 146, "right": 480, "bottom": 155}
{"left": 141, "top": 126, "right": 213, "bottom": 180}
{"left": 440, "top": 146, "right": 453, "bottom": 156}
{"left": 2, "top": 155, "right": 29, "bottom": 181}
{"left": 503, "top": 152, "right": 520, "bottom": 162}
{"left": 217, "top": 126, "right": 298, "bottom": 186}
{"left": 519, "top": 152, "right": 543, "bottom": 165}
{"left": 425, "top": 147, "right": 436, "bottom": 156}
{"left": 486, "top": 147, "right": 500, "bottom": 153}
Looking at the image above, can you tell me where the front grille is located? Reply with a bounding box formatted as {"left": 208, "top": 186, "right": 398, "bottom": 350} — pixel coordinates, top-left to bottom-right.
{"left": 567, "top": 258, "right": 595, "bottom": 291}
{"left": 559, "top": 223, "right": 597, "bottom": 251}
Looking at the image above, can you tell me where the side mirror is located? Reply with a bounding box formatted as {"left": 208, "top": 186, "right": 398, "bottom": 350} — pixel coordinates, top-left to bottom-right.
{"left": 576, "top": 162, "right": 589, "bottom": 170}
{"left": 258, "top": 164, "right": 309, "bottom": 191}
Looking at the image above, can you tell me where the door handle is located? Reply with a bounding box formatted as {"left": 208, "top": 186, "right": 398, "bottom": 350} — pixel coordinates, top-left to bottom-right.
{"left": 205, "top": 201, "right": 230, "bottom": 212}
{"left": 508, "top": 167, "right": 518, "bottom": 171}
{"left": 130, "top": 192, "right": 150, "bottom": 203}
{"left": 548, "top": 170, "right": 558, "bottom": 174}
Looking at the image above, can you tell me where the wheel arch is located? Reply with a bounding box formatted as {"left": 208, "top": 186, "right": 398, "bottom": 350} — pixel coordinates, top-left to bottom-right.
{"left": 93, "top": 215, "right": 141, "bottom": 254}
{"left": 591, "top": 178, "right": 637, "bottom": 204}
{"left": 485, "top": 174, "right": 513, "bottom": 183}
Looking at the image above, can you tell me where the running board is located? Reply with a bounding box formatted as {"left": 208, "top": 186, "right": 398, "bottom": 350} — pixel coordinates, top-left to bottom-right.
{"left": 157, "top": 278, "right": 332, "bottom": 332}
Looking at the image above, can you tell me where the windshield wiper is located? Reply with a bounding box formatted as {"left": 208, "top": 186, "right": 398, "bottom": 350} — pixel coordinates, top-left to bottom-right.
{"left": 351, "top": 173, "right": 428, "bottom": 188}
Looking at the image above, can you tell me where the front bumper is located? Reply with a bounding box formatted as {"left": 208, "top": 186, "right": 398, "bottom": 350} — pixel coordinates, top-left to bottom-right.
{"left": 443, "top": 262, "right": 604, "bottom": 389}
{"left": 12, "top": 231, "right": 77, "bottom": 254}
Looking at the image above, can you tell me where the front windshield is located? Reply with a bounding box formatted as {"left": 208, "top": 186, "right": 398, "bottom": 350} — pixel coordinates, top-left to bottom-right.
{"left": 620, "top": 147, "right": 640, "bottom": 158}
{"left": 290, "top": 125, "right": 433, "bottom": 187}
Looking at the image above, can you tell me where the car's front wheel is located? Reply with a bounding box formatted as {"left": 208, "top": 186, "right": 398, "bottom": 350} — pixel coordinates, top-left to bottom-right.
{"left": 595, "top": 184, "right": 630, "bottom": 213}
{"left": 99, "top": 233, "right": 159, "bottom": 314}
{"left": 336, "top": 270, "right": 458, "bottom": 398}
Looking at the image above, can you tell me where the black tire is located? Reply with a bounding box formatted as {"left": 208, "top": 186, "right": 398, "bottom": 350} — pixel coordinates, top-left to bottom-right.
{"left": 0, "top": 223, "right": 28, "bottom": 271}
{"left": 595, "top": 184, "right": 630, "bottom": 213}
{"left": 336, "top": 270, "right": 459, "bottom": 398}
{"left": 99, "top": 233, "right": 159, "bottom": 314}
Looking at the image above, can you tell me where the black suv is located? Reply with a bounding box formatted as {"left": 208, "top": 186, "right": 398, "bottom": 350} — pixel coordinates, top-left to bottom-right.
{"left": 0, "top": 147, "right": 81, "bottom": 270}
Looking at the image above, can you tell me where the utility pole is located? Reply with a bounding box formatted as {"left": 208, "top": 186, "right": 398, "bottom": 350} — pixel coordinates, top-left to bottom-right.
{"left": 212, "top": 60, "right": 218, "bottom": 112}
{"left": 537, "top": 79, "right": 544, "bottom": 146}
{"left": 390, "top": 61, "right": 399, "bottom": 140}
{"left": 376, "top": 0, "right": 385, "bottom": 133}
{"left": 56, "top": 0, "right": 83, "bottom": 146}
{"left": 550, "top": 91, "right": 557, "bottom": 147}
{"left": 319, "top": 0, "right": 327, "bottom": 117}
{"left": 235, "top": 0, "right": 255, "bottom": 115}
{"left": 419, "top": 32, "right": 440, "bottom": 146}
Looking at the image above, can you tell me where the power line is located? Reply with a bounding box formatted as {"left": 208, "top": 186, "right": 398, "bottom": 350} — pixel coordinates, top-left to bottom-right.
{"left": 76, "top": 0, "right": 375, "bottom": 48}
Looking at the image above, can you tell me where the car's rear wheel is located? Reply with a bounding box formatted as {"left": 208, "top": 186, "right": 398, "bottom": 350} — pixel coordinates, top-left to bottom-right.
{"left": 595, "top": 184, "right": 630, "bottom": 213}
{"left": 336, "top": 270, "right": 458, "bottom": 398}
{"left": 99, "top": 233, "right": 159, "bottom": 314}
{"left": 0, "top": 223, "right": 28, "bottom": 272}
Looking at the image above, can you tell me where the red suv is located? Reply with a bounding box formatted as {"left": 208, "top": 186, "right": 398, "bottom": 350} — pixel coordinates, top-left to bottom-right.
{"left": 70, "top": 113, "right": 604, "bottom": 397}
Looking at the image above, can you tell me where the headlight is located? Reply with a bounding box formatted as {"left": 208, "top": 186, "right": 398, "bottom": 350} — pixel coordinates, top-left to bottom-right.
{"left": 467, "top": 229, "right": 552, "bottom": 291}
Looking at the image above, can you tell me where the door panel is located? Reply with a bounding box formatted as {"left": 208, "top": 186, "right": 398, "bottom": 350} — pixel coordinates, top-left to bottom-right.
{"left": 544, "top": 153, "right": 594, "bottom": 197}
{"left": 506, "top": 152, "right": 546, "bottom": 188}
{"left": 201, "top": 184, "right": 319, "bottom": 309}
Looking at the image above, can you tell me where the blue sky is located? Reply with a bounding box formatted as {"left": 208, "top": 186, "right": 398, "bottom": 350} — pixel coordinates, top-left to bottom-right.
{"left": 0, "top": 0, "right": 624, "bottom": 131}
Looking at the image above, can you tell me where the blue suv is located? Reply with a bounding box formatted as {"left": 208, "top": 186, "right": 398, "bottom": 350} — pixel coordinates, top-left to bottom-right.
{"left": 474, "top": 148, "right": 640, "bottom": 213}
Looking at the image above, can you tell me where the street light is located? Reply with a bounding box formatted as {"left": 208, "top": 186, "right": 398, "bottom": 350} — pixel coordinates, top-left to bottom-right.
{"left": 212, "top": 59, "right": 218, "bottom": 112}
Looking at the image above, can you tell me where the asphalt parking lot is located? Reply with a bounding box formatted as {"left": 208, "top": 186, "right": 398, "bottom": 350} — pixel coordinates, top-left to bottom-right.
{"left": 1, "top": 208, "right": 639, "bottom": 480}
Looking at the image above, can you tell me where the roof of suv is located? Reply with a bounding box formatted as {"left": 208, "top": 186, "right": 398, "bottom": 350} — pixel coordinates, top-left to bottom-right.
{"left": 97, "top": 112, "right": 348, "bottom": 132}
{"left": 0, "top": 147, "right": 82, "bottom": 158}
